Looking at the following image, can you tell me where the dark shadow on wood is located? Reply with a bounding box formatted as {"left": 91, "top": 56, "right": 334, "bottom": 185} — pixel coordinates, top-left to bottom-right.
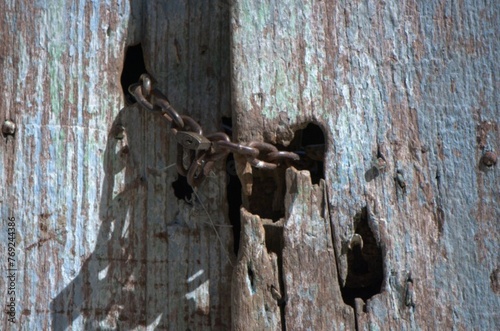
{"left": 50, "top": 107, "right": 155, "bottom": 329}
{"left": 341, "top": 207, "right": 383, "bottom": 309}
{"left": 287, "top": 123, "right": 325, "bottom": 185}
{"left": 121, "top": 44, "right": 148, "bottom": 105}
{"left": 172, "top": 174, "right": 193, "bottom": 202}
{"left": 246, "top": 123, "right": 325, "bottom": 222}
{"left": 227, "top": 154, "right": 242, "bottom": 255}
{"left": 263, "top": 221, "right": 287, "bottom": 331}
{"left": 49, "top": 105, "right": 217, "bottom": 329}
{"left": 364, "top": 166, "right": 380, "bottom": 182}
{"left": 221, "top": 117, "right": 243, "bottom": 255}
{"left": 50, "top": 0, "right": 231, "bottom": 330}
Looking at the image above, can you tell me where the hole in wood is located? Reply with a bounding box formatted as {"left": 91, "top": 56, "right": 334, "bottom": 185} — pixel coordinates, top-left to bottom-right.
{"left": 341, "top": 207, "right": 383, "bottom": 308}
{"left": 172, "top": 175, "right": 193, "bottom": 202}
{"left": 247, "top": 262, "right": 256, "bottom": 294}
{"left": 248, "top": 167, "right": 285, "bottom": 221}
{"left": 120, "top": 43, "right": 148, "bottom": 105}
{"left": 247, "top": 123, "right": 325, "bottom": 221}
{"left": 287, "top": 123, "right": 325, "bottom": 184}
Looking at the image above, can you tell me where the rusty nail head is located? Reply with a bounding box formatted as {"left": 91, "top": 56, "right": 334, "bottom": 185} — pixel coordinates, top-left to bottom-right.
{"left": 2, "top": 120, "right": 16, "bottom": 136}
{"left": 481, "top": 151, "right": 497, "bottom": 167}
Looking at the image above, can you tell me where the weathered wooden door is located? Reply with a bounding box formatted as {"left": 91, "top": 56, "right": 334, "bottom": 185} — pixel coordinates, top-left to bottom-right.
{"left": 1, "top": 0, "right": 499, "bottom": 330}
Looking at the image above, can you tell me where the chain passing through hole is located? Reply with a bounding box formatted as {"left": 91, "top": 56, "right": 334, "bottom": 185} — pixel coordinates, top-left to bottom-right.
{"left": 128, "top": 74, "right": 300, "bottom": 187}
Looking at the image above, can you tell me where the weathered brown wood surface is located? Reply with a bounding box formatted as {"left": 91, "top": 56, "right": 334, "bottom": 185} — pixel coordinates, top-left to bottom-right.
{"left": 1, "top": 1, "right": 232, "bottom": 330}
{"left": 231, "top": 0, "right": 499, "bottom": 330}
{"left": 1, "top": 0, "right": 499, "bottom": 330}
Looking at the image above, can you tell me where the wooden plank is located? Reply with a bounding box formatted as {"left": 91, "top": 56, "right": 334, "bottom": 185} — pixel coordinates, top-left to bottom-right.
{"left": 139, "top": 1, "right": 233, "bottom": 329}
{"left": 282, "top": 169, "right": 355, "bottom": 330}
{"left": 0, "top": 1, "right": 130, "bottom": 329}
{"left": 231, "top": 209, "right": 281, "bottom": 330}
{"left": 1, "top": 0, "right": 233, "bottom": 330}
{"left": 231, "top": 0, "right": 500, "bottom": 329}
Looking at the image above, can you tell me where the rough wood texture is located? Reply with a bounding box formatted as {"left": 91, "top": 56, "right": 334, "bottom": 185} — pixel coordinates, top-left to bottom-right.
{"left": 1, "top": 1, "right": 232, "bottom": 330}
{"left": 231, "top": 209, "right": 281, "bottom": 330}
{"left": 282, "top": 169, "right": 355, "bottom": 330}
{"left": 1, "top": 0, "right": 499, "bottom": 329}
{"left": 231, "top": 0, "right": 499, "bottom": 329}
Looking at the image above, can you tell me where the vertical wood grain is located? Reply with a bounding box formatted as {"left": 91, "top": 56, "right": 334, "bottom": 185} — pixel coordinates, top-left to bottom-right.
{"left": 1, "top": 0, "right": 233, "bottom": 330}
{"left": 231, "top": 209, "right": 281, "bottom": 330}
{"left": 1, "top": 1, "right": 130, "bottom": 329}
{"left": 231, "top": 0, "right": 499, "bottom": 329}
{"left": 282, "top": 169, "right": 355, "bottom": 330}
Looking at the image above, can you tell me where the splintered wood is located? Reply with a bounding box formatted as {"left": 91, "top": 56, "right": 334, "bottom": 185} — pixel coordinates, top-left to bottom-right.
{"left": 232, "top": 168, "right": 355, "bottom": 330}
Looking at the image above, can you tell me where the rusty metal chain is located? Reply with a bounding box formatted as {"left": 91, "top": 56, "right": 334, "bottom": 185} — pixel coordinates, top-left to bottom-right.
{"left": 128, "top": 74, "right": 300, "bottom": 187}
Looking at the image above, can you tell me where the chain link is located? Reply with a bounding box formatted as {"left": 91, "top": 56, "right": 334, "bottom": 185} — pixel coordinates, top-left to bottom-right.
{"left": 129, "top": 74, "right": 300, "bottom": 187}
